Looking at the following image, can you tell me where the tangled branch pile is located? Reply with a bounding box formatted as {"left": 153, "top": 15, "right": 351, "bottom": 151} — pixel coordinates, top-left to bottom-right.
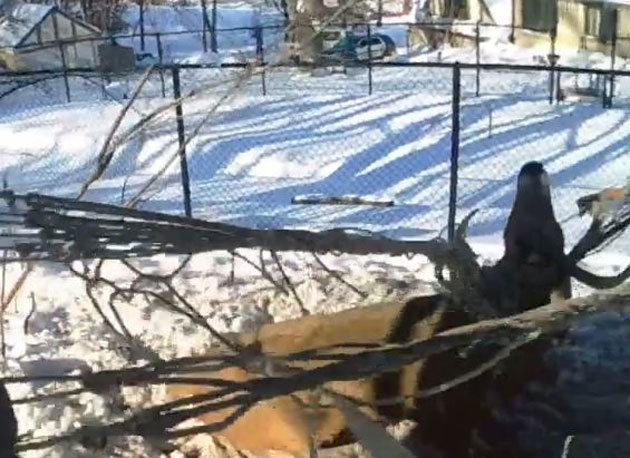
{"left": 0, "top": 178, "right": 628, "bottom": 457}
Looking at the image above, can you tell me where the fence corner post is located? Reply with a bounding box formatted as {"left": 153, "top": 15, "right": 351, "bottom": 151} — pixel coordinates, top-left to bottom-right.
{"left": 259, "top": 27, "right": 267, "bottom": 95}
{"left": 211, "top": 0, "right": 218, "bottom": 53}
{"left": 58, "top": 42, "right": 71, "bottom": 103}
{"left": 156, "top": 33, "right": 166, "bottom": 97}
{"left": 606, "top": 8, "right": 619, "bottom": 109}
{"left": 139, "top": 0, "right": 146, "bottom": 51}
{"left": 367, "top": 23, "right": 373, "bottom": 95}
{"left": 201, "top": 0, "right": 210, "bottom": 53}
{"left": 448, "top": 62, "right": 461, "bottom": 244}
{"left": 548, "top": 28, "right": 557, "bottom": 105}
{"left": 171, "top": 67, "right": 192, "bottom": 217}
{"left": 475, "top": 21, "right": 480, "bottom": 97}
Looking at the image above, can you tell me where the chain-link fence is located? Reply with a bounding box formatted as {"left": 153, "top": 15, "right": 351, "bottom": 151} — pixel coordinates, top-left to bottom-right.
{"left": 459, "top": 66, "right": 630, "bottom": 255}
{"left": 0, "top": 61, "right": 628, "bottom": 254}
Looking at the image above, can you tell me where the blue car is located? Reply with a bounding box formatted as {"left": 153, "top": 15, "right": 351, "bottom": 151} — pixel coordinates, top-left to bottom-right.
{"left": 321, "top": 32, "right": 395, "bottom": 64}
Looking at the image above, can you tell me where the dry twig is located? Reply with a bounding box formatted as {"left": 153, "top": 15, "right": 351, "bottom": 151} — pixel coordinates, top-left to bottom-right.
{"left": 269, "top": 250, "right": 309, "bottom": 316}
{"left": 78, "top": 65, "right": 155, "bottom": 199}
{"left": 312, "top": 252, "right": 367, "bottom": 299}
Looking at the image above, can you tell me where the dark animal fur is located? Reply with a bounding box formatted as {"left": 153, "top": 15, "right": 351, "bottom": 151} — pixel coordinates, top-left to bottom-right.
{"left": 364, "top": 162, "right": 572, "bottom": 456}
{"left": 372, "top": 295, "right": 551, "bottom": 457}
{"left": 386, "top": 297, "right": 495, "bottom": 457}
{"left": 302, "top": 162, "right": 573, "bottom": 456}
{"left": 0, "top": 381, "right": 18, "bottom": 458}
{"left": 502, "top": 161, "right": 571, "bottom": 310}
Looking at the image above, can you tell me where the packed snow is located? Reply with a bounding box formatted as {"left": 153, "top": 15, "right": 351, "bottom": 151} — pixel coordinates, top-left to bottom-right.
{"left": 0, "top": 1, "right": 629, "bottom": 457}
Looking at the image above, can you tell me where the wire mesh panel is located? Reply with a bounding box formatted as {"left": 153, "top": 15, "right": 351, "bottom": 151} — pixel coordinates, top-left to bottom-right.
{"left": 614, "top": 73, "right": 630, "bottom": 106}
{"left": 179, "top": 65, "right": 453, "bottom": 239}
{"left": 459, "top": 67, "right": 630, "bottom": 255}
{"left": 561, "top": 71, "right": 630, "bottom": 109}
{"left": 1, "top": 62, "right": 627, "bottom": 248}
{"left": 0, "top": 69, "right": 183, "bottom": 212}
{"left": 122, "top": 4, "right": 286, "bottom": 60}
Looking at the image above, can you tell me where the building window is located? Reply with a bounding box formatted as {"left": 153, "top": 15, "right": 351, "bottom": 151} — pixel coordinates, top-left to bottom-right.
{"left": 585, "top": 3, "right": 616, "bottom": 41}
{"left": 585, "top": 4, "right": 601, "bottom": 36}
{"left": 600, "top": 5, "right": 616, "bottom": 41}
{"left": 448, "top": 0, "right": 469, "bottom": 20}
{"left": 522, "top": 0, "right": 557, "bottom": 32}
{"left": 619, "top": 8, "right": 630, "bottom": 38}
{"left": 432, "top": 0, "right": 470, "bottom": 20}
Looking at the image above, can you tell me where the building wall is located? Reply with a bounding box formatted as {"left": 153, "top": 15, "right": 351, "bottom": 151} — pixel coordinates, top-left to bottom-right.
{"left": 412, "top": 0, "right": 495, "bottom": 49}
{"left": 513, "top": 0, "right": 630, "bottom": 58}
{"left": 556, "top": 0, "right": 584, "bottom": 49}
{"left": 427, "top": 0, "right": 494, "bottom": 22}
{"left": 15, "top": 47, "right": 62, "bottom": 71}
{"left": 512, "top": 0, "right": 554, "bottom": 50}
{"left": 0, "top": 50, "right": 21, "bottom": 71}
{"left": 52, "top": 11, "right": 99, "bottom": 68}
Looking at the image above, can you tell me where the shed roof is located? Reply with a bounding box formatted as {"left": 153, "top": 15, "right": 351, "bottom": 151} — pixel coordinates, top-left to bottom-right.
{"left": 580, "top": 0, "right": 630, "bottom": 6}
{"left": 0, "top": 3, "right": 53, "bottom": 48}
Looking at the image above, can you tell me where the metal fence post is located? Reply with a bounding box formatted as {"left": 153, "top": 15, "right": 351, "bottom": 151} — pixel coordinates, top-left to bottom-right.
{"left": 606, "top": 9, "right": 618, "bottom": 109}
{"left": 259, "top": 29, "right": 267, "bottom": 96}
{"left": 549, "top": 29, "right": 557, "bottom": 105}
{"left": 171, "top": 68, "right": 192, "bottom": 217}
{"left": 201, "top": 0, "right": 210, "bottom": 53}
{"left": 475, "top": 21, "right": 481, "bottom": 97}
{"left": 58, "top": 42, "right": 71, "bottom": 103}
{"left": 367, "top": 23, "right": 373, "bottom": 95}
{"left": 139, "top": 0, "right": 146, "bottom": 51}
{"left": 211, "top": 0, "right": 218, "bottom": 53}
{"left": 555, "top": 70, "right": 562, "bottom": 104}
{"left": 156, "top": 33, "right": 166, "bottom": 97}
{"left": 448, "top": 62, "right": 461, "bottom": 244}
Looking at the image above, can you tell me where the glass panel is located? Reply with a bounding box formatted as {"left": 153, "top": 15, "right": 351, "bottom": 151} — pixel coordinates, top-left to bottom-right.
{"left": 585, "top": 5, "right": 601, "bottom": 37}
{"left": 522, "top": 0, "right": 556, "bottom": 32}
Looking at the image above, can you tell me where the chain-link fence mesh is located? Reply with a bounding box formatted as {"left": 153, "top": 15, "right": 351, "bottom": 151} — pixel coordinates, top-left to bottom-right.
{"left": 0, "top": 69, "right": 176, "bottom": 210}
{"left": 0, "top": 62, "right": 628, "bottom": 254}
{"left": 459, "top": 67, "right": 630, "bottom": 256}
{"left": 177, "top": 65, "right": 453, "bottom": 237}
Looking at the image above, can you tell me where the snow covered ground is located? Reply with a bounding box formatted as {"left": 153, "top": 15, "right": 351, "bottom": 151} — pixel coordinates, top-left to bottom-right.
{"left": 0, "top": 3, "right": 629, "bottom": 457}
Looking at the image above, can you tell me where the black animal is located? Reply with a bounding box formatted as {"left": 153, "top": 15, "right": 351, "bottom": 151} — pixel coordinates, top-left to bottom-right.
{"left": 0, "top": 381, "right": 18, "bottom": 458}
{"left": 373, "top": 162, "right": 572, "bottom": 457}
{"left": 499, "top": 161, "right": 571, "bottom": 311}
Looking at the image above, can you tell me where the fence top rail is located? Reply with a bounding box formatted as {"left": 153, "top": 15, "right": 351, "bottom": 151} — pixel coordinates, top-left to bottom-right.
{"left": 0, "top": 20, "right": 576, "bottom": 54}
{"left": 1, "top": 60, "right": 628, "bottom": 79}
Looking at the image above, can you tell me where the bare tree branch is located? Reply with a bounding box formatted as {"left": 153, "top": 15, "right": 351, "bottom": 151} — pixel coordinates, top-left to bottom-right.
{"left": 8, "top": 286, "right": 630, "bottom": 453}
{"left": 126, "top": 66, "right": 254, "bottom": 208}
{"left": 269, "top": 249, "right": 309, "bottom": 315}
{"left": 312, "top": 252, "right": 367, "bottom": 298}
{"left": 78, "top": 65, "right": 155, "bottom": 199}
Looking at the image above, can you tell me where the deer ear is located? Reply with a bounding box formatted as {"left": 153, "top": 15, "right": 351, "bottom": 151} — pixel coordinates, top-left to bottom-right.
{"left": 540, "top": 171, "right": 551, "bottom": 193}
{"left": 517, "top": 171, "right": 551, "bottom": 196}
